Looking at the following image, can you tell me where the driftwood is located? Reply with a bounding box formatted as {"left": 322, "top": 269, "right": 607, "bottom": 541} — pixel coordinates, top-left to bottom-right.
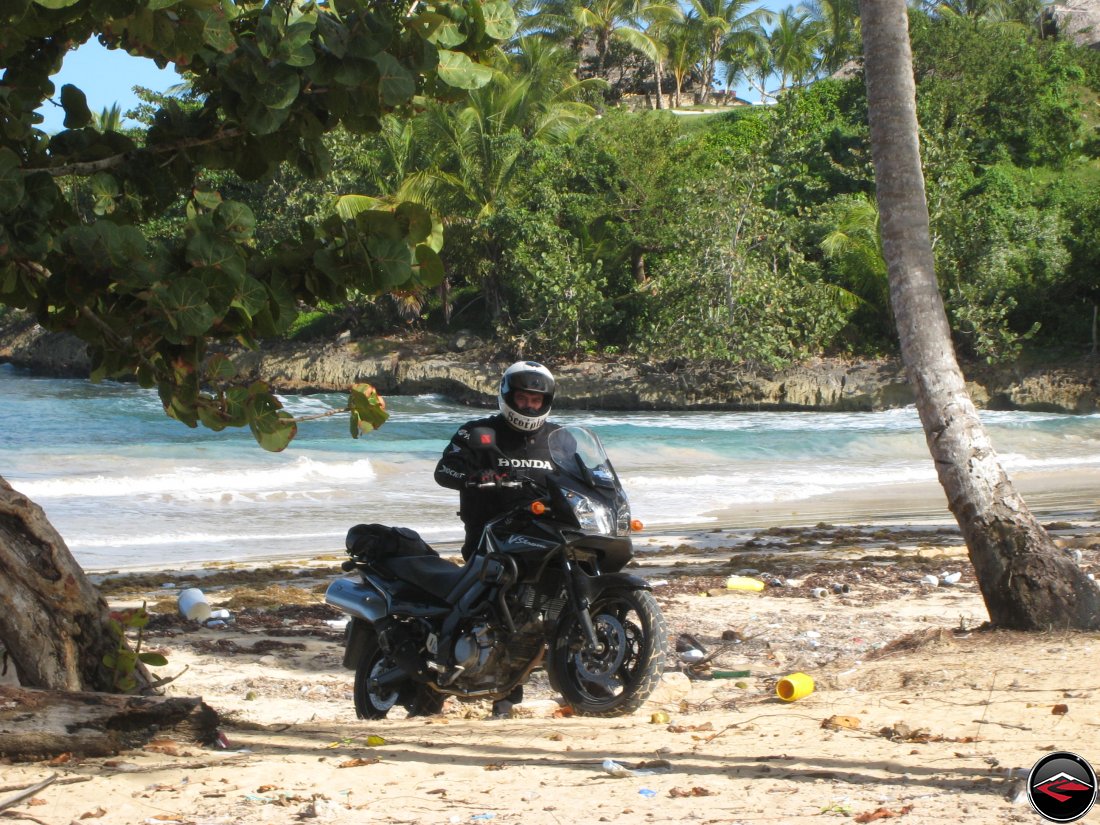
{"left": 0, "top": 686, "right": 219, "bottom": 760}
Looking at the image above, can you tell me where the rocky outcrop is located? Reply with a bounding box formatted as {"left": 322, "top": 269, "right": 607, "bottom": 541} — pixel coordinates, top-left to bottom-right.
{"left": 2, "top": 317, "right": 1098, "bottom": 414}
{"left": 1043, "top": 1, "right": 1100, "bottom": 49}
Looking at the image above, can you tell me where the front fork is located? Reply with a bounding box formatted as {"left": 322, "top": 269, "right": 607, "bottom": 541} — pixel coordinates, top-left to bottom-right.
{"left": 563, "top": 556, "right": 605, "bottom": 654}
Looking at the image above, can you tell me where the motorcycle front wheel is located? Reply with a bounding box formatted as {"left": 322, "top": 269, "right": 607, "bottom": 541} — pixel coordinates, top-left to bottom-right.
{"left": 353, "top": 630, "right": 446, "bottom": 719}
{"left": 548, "top": 588, "right": 668, "bottom": 717}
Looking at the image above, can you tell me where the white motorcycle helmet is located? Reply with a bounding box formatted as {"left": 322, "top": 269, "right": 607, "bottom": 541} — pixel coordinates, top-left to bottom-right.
{"left": 498, "top": 361, "right": 555, "bottom": 432}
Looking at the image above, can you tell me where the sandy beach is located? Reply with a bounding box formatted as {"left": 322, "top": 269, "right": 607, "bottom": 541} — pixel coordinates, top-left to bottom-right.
{"left": 2, "top": 485, "right": 1100, "bottom": 825}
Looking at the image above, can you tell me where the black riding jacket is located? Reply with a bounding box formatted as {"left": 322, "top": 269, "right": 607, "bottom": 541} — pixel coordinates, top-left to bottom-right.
{"left": 434, "top": 414, "right": 561, "bottom": 557}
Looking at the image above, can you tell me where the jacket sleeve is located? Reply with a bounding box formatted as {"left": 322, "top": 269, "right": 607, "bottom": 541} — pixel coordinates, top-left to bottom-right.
{"left": 434, "top": 425, "right": 478, "bottom": 490}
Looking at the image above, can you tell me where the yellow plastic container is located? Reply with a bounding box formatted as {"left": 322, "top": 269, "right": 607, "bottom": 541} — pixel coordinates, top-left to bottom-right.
{"left": 776, "top": 672, "right": 815, "bottom": 702}
{"left": 725, "top": 576, "right": 765, "bottom": 592}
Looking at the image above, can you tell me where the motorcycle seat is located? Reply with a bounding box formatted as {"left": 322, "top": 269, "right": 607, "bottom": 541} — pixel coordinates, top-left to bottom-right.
{"left": 382, "top": 555, "right": 470, "bottom": 602}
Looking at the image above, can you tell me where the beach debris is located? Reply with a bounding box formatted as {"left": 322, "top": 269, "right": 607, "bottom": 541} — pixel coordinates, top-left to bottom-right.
{"left": 300, "top": 796, "right": 343, "bottom": 819}
{"left": 853, "top": 805, "right": 913, "bottom": 822}
{"left": 725, "top": 576, "right": 765, "bottom": 592}
{"left": 711, "top": 669, "right": 751, "bottom": 679}
{"left": 939, "top": 571, "right": 962, "bottom": 586}
{"left": 638, "top": 788, "right": 659, "bottom": 798}
{"left": 177, "top": 588, "right": 212, "bottom": 622}
{"left": 822, "top": 715, "right": 862, "bottom": 731}
{"left": 668, "top": 721, "right": 714, "bottom": 733}
{"left": 776, "top": 672, "right": 815, "bottom": 702}
{"left": 811, "top": 587, "right": 828, "bottom": 599}
{"left": 650, "top": 711, "right": 671, "bottom": 724}
{"left": 919, "top": 574, "right": 939, "bottom": 587}
{"left": 831, "top": 582, "right": 851, "bottom": 594}
{"left": 1052, "top": 703, "right": 1069, "bottom": 715}
{"left": 338, "top": 757, "right": 380, "bottom": 768}
{"left": 675, "top": 632, "right": 705, "bottom": 651}
{"left": 669, "top": 786, "right": 717, "bottom": 797}
{"left": 602, "top": 759, "right": 637, "bottom": 778}
{"left": 602, "top": 759, "right": 663, "bottom": 778}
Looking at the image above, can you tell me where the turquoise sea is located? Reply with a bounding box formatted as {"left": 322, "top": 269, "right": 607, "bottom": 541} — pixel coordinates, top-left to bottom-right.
{"left": 2, "top": 363, "right": 1099, "bottom": 570}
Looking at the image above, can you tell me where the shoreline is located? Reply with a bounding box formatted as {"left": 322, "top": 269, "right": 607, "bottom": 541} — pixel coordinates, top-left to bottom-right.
{"left": 83, "top": 466, "right": 1100, "bottom": 577}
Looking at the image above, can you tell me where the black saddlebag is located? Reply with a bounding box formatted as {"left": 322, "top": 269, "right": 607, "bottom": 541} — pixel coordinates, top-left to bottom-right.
{"left": 345, "top": 523, "right": 439, "bottom": 562}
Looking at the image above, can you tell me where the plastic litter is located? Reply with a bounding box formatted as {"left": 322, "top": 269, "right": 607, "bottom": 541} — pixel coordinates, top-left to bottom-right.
{"left": 711, "top": 670, "right": 751, "bottom": 679}
{"left": 811, "top": 587, "right": 828, "bottom": 599}
{"left": 776, "top": 672, "right": 815, "bottom": 702}
{"left": 177, "top": 588, "right": 211, "bottom": 622}
{"left": 920, "top": 574, "right": 939, "bottom": 586}
{"left": 726, "top": 575, "right": 765, "bottom": 592}
{"left": 678, "top": 648, "right": 707, "bottom": 663}
{"left": 940, "top": 571, "right": 962, "bottom": 586}
{"left": 602, "top": 759, "right": 636, "bottom": 778}
{"left": 638, "top": 789, "right": 659, "bottom": 798}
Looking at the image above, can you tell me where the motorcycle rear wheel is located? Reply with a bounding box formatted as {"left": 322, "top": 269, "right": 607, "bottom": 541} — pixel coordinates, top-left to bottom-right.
{"left": 353, "top": 631, "right": 446, "bottom": 719}
{"left": 549, "top": 588, "right": 667, "bottom": 717}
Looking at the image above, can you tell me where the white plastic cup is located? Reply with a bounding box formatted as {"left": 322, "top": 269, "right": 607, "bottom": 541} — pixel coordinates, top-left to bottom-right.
{"left": 178, "top": 588, "right": 212, "bottom": 622}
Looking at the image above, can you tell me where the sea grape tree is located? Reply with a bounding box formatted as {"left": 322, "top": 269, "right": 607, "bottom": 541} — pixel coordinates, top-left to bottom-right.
{"left": 1, "top": 0, "right": 516, "bottom": 450}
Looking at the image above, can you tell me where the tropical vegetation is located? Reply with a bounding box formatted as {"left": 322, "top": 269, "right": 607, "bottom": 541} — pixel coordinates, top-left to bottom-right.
{"left": 77, "top": 0, "right": 1095, "bottom": 371}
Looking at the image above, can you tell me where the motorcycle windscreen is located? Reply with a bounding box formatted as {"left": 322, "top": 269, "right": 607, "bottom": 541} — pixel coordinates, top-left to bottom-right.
{"left": 548, "top": 425, "right": 619, "bottom": 491}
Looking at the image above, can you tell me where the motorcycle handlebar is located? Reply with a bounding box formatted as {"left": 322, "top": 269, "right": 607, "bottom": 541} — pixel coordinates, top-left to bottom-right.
{"left": 467, "top": 478, "right": 525, "bottom": 490}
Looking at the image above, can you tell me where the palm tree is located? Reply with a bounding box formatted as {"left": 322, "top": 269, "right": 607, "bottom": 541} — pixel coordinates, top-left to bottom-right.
{"left": 572, "top": 0, "right": 683, "bottom": 84}
{"left": 821, "top": 193, "right": 888, "bottom": 307}
{"left": 685, "top": 0, "right": 771, "bottom": 105}
{"left": 640, "top": 4, "right": 686, "bottom": 109}
{"left": 768, "top": 7, "right": 825, "bottom": 94}
{"left": 394, "top": 39, "right": 603, "bottom": 318}
{"left": 667, "top": 20, "right": 704, "bottom": 107}
{"left": 92, "top": 103, "right": 124, "bottom": 133}
{"left": 859, "top": 0, "right": 1100, "bottom": 628}
{"left": 807, "top": 0, "right": 861, "bottom": 74}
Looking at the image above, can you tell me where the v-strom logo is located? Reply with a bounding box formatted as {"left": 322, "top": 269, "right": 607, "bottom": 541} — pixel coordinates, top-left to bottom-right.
{"left": 506, "top": 536, "right": 545, "bottom": 548}
{"left": 497, "top": 458, "right": 552, "bottom": 470}
{"left": 1028, "top": 752, "right": 1097, "bottom": 822}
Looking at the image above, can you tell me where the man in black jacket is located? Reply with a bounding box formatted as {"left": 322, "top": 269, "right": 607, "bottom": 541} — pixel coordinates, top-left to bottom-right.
{"left": 434, "top": 360, "right": 558, "bottom": 718}
{"left": 434, "top": 360, "right": 560, "bottom": 561}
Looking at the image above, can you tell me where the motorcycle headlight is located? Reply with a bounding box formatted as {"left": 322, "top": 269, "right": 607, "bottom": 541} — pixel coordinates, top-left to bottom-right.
{"left": 561, "top": 489, "right": 615, "bottom": 534}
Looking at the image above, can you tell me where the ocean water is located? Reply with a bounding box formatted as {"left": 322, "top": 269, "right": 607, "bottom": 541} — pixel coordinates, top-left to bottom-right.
{"left": 3, "top": 363, "right": 1099, "bottom": 570}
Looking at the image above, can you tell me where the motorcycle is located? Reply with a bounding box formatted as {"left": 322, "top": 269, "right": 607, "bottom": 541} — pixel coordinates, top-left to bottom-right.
{"left": 324, "top": 424, "right": 668, "bottom": 718}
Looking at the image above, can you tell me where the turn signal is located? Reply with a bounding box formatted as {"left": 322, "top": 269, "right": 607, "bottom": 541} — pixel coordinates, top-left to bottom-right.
{"left": 530, "top": 501, "right": 547, "bottom": 515}
{"left": 630, "top": 519, "right": 644, "bottom": 532}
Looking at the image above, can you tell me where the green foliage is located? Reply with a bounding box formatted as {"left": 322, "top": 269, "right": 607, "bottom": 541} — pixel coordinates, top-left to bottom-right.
{"left": 936, "top": 164, "right": 1070, "bottom": 361}
{"left": 910, "top": 13, "right": 1085, "bottom": 167}
{"left": 0, "top": 0, "right": 516, "bottom": 451}
{"left": 104, "top": 604, "right": 167, "bottom": 693}
{"left": 6, "top": 0, "right": 1098, "bottom": 389}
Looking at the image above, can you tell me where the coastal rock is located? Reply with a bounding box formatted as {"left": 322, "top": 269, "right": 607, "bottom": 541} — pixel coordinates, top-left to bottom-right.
{"left": 1043, "top": 1, "right": 1100, "bottom": 49}
{"left": 2, "top": 318, "right": 1098, "bottom": 413}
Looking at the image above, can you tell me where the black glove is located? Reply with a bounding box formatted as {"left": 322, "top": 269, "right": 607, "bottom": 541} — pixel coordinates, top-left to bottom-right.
{"left": 467, "top": 468, "right": 509, "bottom": 488}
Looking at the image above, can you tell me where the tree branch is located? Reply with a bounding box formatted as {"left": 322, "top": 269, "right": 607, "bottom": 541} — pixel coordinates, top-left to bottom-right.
{"left": 33, "top": 128, "right": 244, "bottom": 178}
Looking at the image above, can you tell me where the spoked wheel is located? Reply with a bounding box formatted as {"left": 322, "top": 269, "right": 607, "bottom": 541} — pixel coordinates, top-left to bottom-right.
{"left": 549, "top": 588, "right": 668, "bottom": 717}
{"left": 353, "top": 631, "right": 444, "bottom": 719}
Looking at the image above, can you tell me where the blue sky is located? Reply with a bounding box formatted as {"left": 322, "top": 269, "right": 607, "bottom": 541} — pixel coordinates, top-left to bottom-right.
{"left": 38, "top": 40, "right": 181, "bottom": 133}
{"left": 38, "top": 2, "right": 783, "bottom": 132}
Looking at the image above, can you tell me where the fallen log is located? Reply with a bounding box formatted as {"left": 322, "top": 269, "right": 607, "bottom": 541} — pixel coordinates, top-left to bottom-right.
{"left": 0, "top": 686, "right": 219, "bottom": 761}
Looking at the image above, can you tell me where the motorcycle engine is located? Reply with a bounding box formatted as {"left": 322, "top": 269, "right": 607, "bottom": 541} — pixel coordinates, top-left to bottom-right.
{"left": 452, "top": 623, "right": 496, "bottom": 677}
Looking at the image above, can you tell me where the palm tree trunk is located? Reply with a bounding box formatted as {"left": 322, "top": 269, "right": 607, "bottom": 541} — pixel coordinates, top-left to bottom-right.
{"left": 860, "top": 0, "right": 1100, "bottom": 629}
{"left": 655, "top": 58, "right": 665, "bottom": 109}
